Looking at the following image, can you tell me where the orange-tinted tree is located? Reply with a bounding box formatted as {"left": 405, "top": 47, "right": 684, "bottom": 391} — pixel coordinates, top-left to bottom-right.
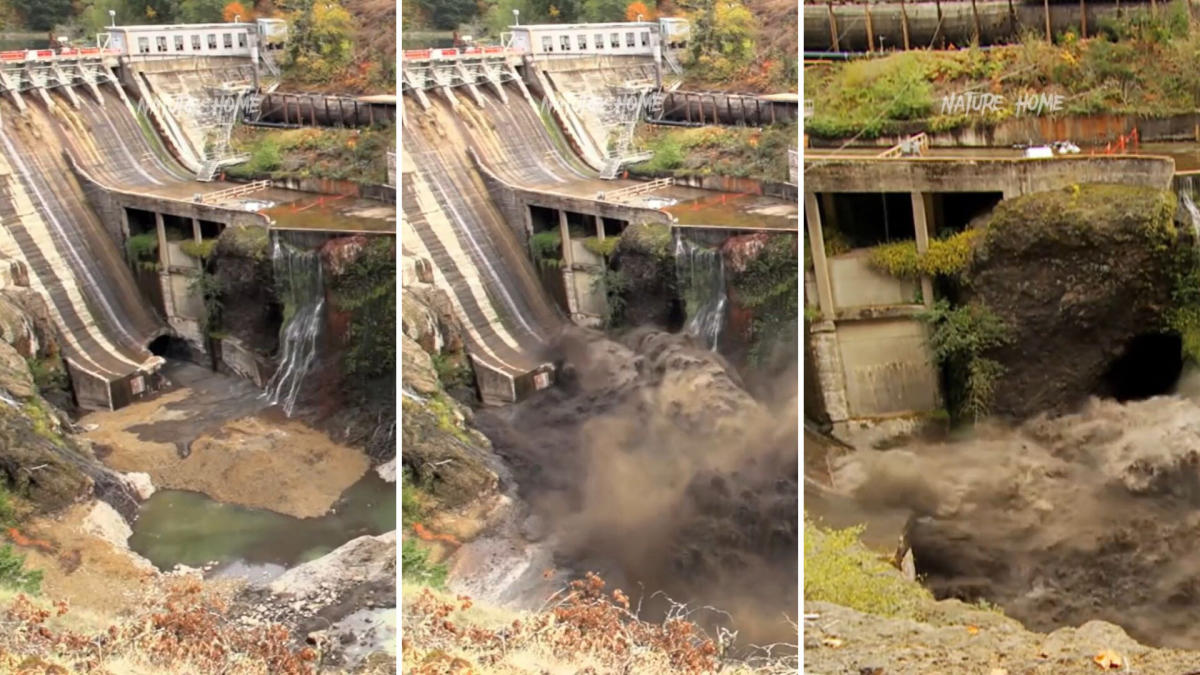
{"left": 223, "top": 1, "right": 252, "bottom": 22}
{"left": 626, "top": 1, "right": 655, "bottom": 21}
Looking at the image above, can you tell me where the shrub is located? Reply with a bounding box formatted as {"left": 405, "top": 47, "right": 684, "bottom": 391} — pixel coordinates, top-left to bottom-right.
{"left": 582, "top": 236, "right": 621, "bottom": 259}
{"left": 804, "top": 518, "right": 930, "bottom": 617}
{"left": 530, "top": 230, "right": 563, "bottom": 271}
{"left": 124, "top": 232, "right": 159, "bottom": 271}
{"left": 868, "top": 229, "right": 981, "bottom": 279}
{"left": 179, "top": 239, "right": 217, "bottom": 261}
{"left": 920, "top": 299, "right": 1013, "bottom": 421}
{"left": 402, "top": 537, "right": 448, "bottom": 589}
{"left": 0, "top": 545, "right": 41, "bottom": 594}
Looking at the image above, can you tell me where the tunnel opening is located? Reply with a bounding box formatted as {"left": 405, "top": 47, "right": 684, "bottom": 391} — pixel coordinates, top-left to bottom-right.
{"left": 818, "top": 192, "right": 916, "bottom": 250}
{"left": 149, "top": 334, "right": 192, "bottom": 360}
{"left": 1102, "top": 332, "right": 1183, "bottom": 402}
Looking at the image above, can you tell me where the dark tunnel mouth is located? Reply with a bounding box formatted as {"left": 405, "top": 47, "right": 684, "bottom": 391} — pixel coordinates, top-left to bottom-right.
{"left": 148, "top": 334, "right": 191, "bottom": 360}
{"left": 1102, "top": 332, "right": 1184, "bottom": 402}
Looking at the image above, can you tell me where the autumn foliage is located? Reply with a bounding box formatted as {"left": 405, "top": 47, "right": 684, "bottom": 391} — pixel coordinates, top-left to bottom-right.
{"left": 404, "top": 572, "right": 725, "bottom": 674}
{"left": 626, "top": 1, "right": 655, "bottom": 21}
{"left": 0, "top": 578, "right": 319, "bottom": 674}
{"left": 223, "top": 2, "right": 253, "bottom": 22}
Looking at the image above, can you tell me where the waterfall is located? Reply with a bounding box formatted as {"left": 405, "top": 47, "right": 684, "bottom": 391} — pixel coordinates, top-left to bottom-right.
{"left": 263, "top": 236, "right": 324, "bottom": 417}
{"left": 674, "top": 234, "right": 727, "bottom": 351}
{"left": 1180, "top": 175, "right": 1200, "bottom": 242}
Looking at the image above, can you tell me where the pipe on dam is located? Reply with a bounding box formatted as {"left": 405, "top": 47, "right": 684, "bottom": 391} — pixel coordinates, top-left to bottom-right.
{"left": 805, "top": 1, "right": 1136, "bottom": 52}
{"left": 251, "top": 93, "right": 396, "bottom": 128}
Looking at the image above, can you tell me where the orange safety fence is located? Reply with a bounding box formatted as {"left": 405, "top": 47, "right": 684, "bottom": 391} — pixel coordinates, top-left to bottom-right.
{"left": 412, "top": 522, "right": 462, "bottom": 548}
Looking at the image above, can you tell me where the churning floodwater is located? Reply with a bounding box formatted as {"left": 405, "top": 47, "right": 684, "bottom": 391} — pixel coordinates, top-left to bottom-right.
{"left": 673, "top": 234, "right": 727, "bottom": 350}
{"left": 264, "top": 237, "right": 324, "bottom": 416}
{"left": 128, "top": 473, "right": 395, "bottom": 581}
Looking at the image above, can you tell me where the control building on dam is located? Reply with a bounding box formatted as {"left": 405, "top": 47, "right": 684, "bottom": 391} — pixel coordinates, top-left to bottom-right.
{"left": 402, "top": 18, "right": 797, "bottom": 405}
{"left": 0, "top": 20, "right": 394, "bottom": 410}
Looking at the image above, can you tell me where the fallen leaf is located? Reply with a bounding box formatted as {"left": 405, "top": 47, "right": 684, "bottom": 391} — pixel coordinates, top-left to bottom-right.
{"left": 967, "top": 625, "right": 980, "bottom": 635}
{"left": 822, "top": 637, "right": 844, "bottom": 648}
{"left": 1094, "top": 650, "right": 1123, "bottom": 669}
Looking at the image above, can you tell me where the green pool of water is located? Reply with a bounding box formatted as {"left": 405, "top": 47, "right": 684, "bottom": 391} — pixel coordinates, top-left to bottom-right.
{"left": 128, "top": 473, "right": 395, "bottom": 573}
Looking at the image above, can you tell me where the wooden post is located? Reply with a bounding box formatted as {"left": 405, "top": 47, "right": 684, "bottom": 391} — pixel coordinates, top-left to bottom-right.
{"left": 1008, "top": 0, "right": 1018, "bottom": 37}
{"left": 865, "top": 2, "right": 875, "bottom": 52}
{"left": 901, "top": 0, "right": 911, "bottom": 50}
{"left": 971, "top": 0, "right": 982, "bottom": 44}
{"left": 1080, "top": 0, "right": 1087, "bottom": 38}
{"left": 1152, "top": 0, "right": 1157, "bottom": 17}
{"left": 1044, "top": 0, "right": 1052, "bottom": 42}
{"left": 828, "top": 1, "right": 840, "bottom": 51}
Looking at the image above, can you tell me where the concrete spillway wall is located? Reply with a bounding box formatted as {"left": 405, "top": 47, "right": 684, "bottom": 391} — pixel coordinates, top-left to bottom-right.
{"left": 0, "top": 87, "right": 170, "bottom": 409}
{"left": 806, "top": 1, "right": 1134, "bottom": 52}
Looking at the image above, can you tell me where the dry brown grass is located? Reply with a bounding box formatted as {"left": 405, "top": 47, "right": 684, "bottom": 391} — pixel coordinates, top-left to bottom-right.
{"left": 402, "top": 574, "right": 797, "bottom": 674}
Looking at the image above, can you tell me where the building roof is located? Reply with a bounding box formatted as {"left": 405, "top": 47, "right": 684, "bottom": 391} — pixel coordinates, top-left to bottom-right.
{"left": 509, "top": 22, "right": 658, "bottom": 31}
{"left": 112, "top": 23, "right": 255, "bottom": 32}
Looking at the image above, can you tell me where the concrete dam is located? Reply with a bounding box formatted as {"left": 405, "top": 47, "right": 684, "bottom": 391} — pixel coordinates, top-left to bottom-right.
{"left": 402, "top": 44, "right": 798, "bottom": 403}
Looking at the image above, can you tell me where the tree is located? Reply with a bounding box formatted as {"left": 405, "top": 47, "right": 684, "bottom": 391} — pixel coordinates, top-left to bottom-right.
{"left": 13, "top": 0, "right": 71, "bottom": 30}
{"left": 687, "top": 0, "right": 757, "bottom": 78}
{"left": 178, "top": 0, "right": 227, "bottom": 22}
{"left": 286, "top": 0, "right": 354, "bottom": 82}
{"left": 223, "top": 1, "right": 252, "bottom": 22}
{"left": 582, "top": 0, "right": 625, "bottom": 22}
{"left": 417, "top": 0, "right": 476, "bottom": 29}
{"left": 625, "top": 0, "right": 654, "bottom": 21}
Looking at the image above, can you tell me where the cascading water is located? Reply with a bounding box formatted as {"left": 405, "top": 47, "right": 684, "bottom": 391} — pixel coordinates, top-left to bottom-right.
{"left": 673, "top": 234, "right": 727, "bottom": 351}
{"left": 263, "top": 236, "right": 324, "bottom": 417}
{"left": 1179, "top": 175, "right": 1200, "bottom": 241}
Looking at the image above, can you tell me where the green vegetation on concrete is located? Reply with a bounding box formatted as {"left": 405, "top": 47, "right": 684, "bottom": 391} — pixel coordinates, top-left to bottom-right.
{"left": 529, "top": 230, "right": 563, "bottom": 271}
{"left": 330, "top": 237, "right": 396, "bottom": 394}
{"left": 401, "top": 537, "right": 448, "bottom": 590}
{"left": 227, "top": 124, "right": 394, "bottom": 186}
{"left": 581, "top": 236, "right": 620, "bottom": 259}
{"left": 188, "top": 270, "right": 225, "bottom": 339}
{"left": 633, "top": 123, "right": 795, "bottom": 183}
{"left": 620, "top": 222, "right": 672, "bottom": 260}
{"left": 806, "top": 1, "right": 1200, "bottom": 139}
{"left": 124, "top": 232, "right": 159, "bottom": 272}
{"left": 868, "top": 229, "right": 981, "bottom": 280}
{"left": 920, "top": 299, "right": 1012, "bottom": 422}
{"left": 179, "top": 239, "right": 218, "bottom": 261}
{"left": 25, "top": 356, "right": 67, "bottom": 396}
{"left": 804, "top": 518, "right": 931, "bottom": 618}
{"left": 731, "top": 234, "right": 799, "bottom": 365}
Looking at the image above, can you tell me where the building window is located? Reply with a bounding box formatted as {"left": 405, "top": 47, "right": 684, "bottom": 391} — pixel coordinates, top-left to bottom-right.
{"left": 192, "top": 35, "right": 201, "bottom": 50}
{"left": 577, "top": 34, "right": 587, "bottom": 49}
{"left": 174, "top": 35, "right": 184, "bottom": 51}
{"left": 208, "top": 34, "right": 217, "bottom": 49}
{"left": 238, "top": 33, "right": 247, "bottom": 48}
{"left": 611, "top": 33, "right": 619, "bottom": 48}
{"left": 625, "top": 32, "right": 635, "bottom": 47}
{"left": 560, "top": 35, "right": 570, "bottom": 51}
{"left": 640, "top": 31, "right": 649, "bottom": 47}
{"left": 541, "top": 36, "right": 553, "bottom": 52}
{"left": 156, "top": 36, "right": 167, "bottom": 52}
{"left": 137, "top": 37, "right": 150, "bottom": 54}
{"left": 594, "top": 33, "right": 603, "bottom": 48}
{"left": 223, "top": 33, "right": 233, "bottom": 49}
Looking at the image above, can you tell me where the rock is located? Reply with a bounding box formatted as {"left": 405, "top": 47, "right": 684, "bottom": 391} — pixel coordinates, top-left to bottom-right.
{"left": 401, "top": 335, "right": 439, "bottom": 395}
{"left": 0, "top": 339, "right": 35, "bottom": 399}
{"left": 374, "top": 457, "right": 396, "bottom": 482}
{"left": 319, "top": 235, "right": 369, "bottom": 277}
{"left": 269, "top": 531, "right": 396, "bottom": 602}
{"left": 123, "top": 472, "right": 155, "bottom": 500}
{"left": 79, "top": 500, "right": 132, "bottom": 549}
{"left": 401, "top": 394, "right": 500, "bottom": 509}
{"left": 0, "top": 292, "right": 39, "bottom": 357}
{"left": 403, "top": 285, "right": 465, "bottom": 356}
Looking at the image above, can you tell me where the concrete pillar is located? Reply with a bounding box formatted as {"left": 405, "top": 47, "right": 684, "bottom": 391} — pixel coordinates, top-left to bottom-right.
{"left": 154, "top": 212, "right": 168, "bottom": 270}
{"left": 805, "top": 192, "right": 836, "bottom": 320}
{"left": 192, "top": 217, "right": 201, "bottom": 243}
{"left": 911, "top": 191, "right": 935, "bottom": 309}
{"left": 119, "top": 207, "right": 130, "bottom": 240}
{"left": 594, "top": 214, "right": 605, "bottom": 240}
{"left": 558, "top": 209, "right": 574, "bottom": 268}
{"left": 819, "top": 192, "right": 840, "bottom": 232}
{"left": 522, "top": 203, "right": 534, "bottom": 240}
{"left": 810, "top": 321, "right": 850, "bottom": 423}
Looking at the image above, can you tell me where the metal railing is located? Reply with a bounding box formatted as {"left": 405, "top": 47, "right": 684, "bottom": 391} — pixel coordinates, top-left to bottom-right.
{"left": 598, "top": 176, "right": 674, "bottom": 201}
{"left": 194, "top": 179, "right": 270, "bottom": 204}
{"left": 878, "top": 132, "right": 929, "bottom": 158}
